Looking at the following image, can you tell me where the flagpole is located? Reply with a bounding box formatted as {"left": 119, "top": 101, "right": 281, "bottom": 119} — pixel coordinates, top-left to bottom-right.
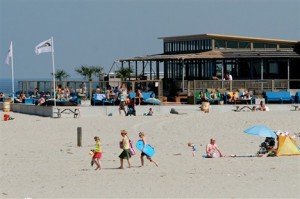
{"left": 11, "top": 41, "right": 15, "bottom": 104}
{"left": 51, "top": 36, "right": 56, "bottom": 107}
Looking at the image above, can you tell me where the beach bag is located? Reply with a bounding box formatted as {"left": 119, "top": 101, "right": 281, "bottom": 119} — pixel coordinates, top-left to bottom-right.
{"left": 129, "top": 140, "right": 136, "bottom": 155}
{"left": 119, "top": 141, "right": 124, "bottom": 149}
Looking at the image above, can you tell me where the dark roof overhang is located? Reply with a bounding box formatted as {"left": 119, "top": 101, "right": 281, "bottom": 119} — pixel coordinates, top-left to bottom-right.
{"left": 118, "top": 50, "right": 300, "bottom": 62}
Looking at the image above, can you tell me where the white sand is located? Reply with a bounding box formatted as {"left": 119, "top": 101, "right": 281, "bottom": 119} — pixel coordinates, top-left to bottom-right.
{"left": 1, "top": 109, "right": 300, "bottom": 198}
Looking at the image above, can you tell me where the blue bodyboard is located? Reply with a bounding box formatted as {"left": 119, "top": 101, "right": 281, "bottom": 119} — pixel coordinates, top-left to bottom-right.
{"left": 136, "top": 140, "right": 155, "bottom": 157}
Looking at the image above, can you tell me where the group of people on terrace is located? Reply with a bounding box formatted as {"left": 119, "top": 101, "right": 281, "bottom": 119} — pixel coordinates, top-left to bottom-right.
{"left": 200, "top": 88, "right": 253, "bottom": 105}
{"left": 56, "top": 84, "right": 71, "bottom": 100}
{"left": 117, "top": 87, "right": 150, "bottom": 116}
{"left": 211, "top": 72, "right": 233, "bottom": 81}
{"left": 93, "top": 83, "right": 144, "bottom": 105}
{"left": 227, "top": 90, "right": 252, "bottom": 103}
{"left": 11, "top": 88, "right": 50, "bottom": 105}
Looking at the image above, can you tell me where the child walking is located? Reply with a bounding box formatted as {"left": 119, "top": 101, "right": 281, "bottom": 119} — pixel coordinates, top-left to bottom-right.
{"left": 138, "top": 132, "right": 158, "bottom": 167}
{"left": 92, "top": 136, "right": 102, "bottom": 170}
{"left": 188, "top": 142, "right": 197, "bottom": 157}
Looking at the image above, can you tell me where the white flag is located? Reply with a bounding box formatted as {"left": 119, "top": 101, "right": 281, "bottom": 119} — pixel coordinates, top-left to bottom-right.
{"left": 35, "top": 38, "right": 52, "bottom": 55}
{"left": 5, "top": 42, "right": 12, "bottom": 65}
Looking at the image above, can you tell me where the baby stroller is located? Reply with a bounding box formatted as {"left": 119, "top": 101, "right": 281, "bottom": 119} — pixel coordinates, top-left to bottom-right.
{"left": 126, "top": 102, "right": 136, "bottom": 116}
{"left": 257, "top": 137, "right": 275, "bottom": 155}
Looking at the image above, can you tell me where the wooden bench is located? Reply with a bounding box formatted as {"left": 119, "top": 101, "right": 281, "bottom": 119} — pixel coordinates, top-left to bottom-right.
{"left": 56, "top": 108, "right": 80, "bottom": 118}
{"left": 234, "top": 105, "right": 256, "bottom": 112}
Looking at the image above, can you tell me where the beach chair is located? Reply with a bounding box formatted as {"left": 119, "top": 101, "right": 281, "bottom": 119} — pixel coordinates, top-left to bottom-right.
{"left": 102, "top": 97, "right": 115, "bottom": 106}
{"left": 92, "top": 93, "right": 105, "bottom": 106}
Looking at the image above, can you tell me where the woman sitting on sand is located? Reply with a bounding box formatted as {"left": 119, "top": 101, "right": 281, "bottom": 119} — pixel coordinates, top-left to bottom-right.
{"left": 257, "top": 101, "right": 269, "bottom": 111}
{"left": 260, "top": 136, "right": 278, "bottom": 157}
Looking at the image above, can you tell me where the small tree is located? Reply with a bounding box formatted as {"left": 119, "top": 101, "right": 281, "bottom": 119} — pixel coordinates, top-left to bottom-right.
{"left": 116, "top": 67, "right": 133, "bottom": 81}
{"left": 94, "top": 66, "right": 105, "bottom": 81}
{"left": 51, "top": 69, "right": 70, "bottom": 82}
{"left": 75, "top": 65, "right": 105, "bottom": 100}
{"left": 75, "top": 65, "right": 95, "bottom": 81}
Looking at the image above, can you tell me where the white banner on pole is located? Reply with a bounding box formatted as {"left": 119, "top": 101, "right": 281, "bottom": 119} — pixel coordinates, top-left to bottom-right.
{"left": 35, "top": 37, "right": 56, "bottom": 107}
{"left": 35, "top": 38, "right": 53, "bottom": 55}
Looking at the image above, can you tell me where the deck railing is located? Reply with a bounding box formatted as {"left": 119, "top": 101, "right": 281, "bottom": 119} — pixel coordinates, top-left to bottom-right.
{"left": 187, "top": 79, "right": 300, "bottom": 94}
{"left": 16, "top": 80, "right": 163, "bottom": 99}
{"left": 14, "top": 79, "right": 300, "bottom": 98}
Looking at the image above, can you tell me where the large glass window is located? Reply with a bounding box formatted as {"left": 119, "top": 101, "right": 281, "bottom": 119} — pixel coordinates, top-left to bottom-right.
{"left": 254, "top": 42, "right": 277, "bottom": 49}
{"left": 239, "top": 41, "right": 250, "bottom": 48}
{"left": 207, "top": 39, "right": 211, "bottom": 49}
{"left": 195, "top": 40, "right": 199, "bottom": 51}
{"left": 215, "top": 61, "right": 223, "bottom": 77}
{"left": 203, "top": 40, "right": 207, "bottom": 50}
{"left": 227, "top": 40, "right": 238, "bottom": 49}
{"left": 253, "top": 42, "right": 265, "bottom": 48}
{"left": 265, "top": 43, "right": 276, "bottom": 48}
{"left": 215, "top": 39, "right": 226, "bottom": 49}
{"left": 269, "top": 63, "right": 278, "bottom": 73}
{"left": 199, "top": 40, "right": 202, "bottom": 51}
{"left": 280, "top": 44, "right": 293, "bottom": 49}
{"left": 192, "top": 40, "right": 195, "bottom": 51}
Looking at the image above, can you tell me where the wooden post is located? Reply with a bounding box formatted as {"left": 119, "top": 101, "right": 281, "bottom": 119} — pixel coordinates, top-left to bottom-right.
{"left": 287, "top": 58, "right": 290, "bottom": 90}
{"left": 187, "top": 81, "right": 191, "bottom": 96}
{"left": 271, "top": 80, "right": 275, "bottom": 91}
{"left": 193, "top": 80, "right": 196, "bottom": 105}
{"left": 77, "top": 127, "right": 82, "bottom": 147}
{"left": 150, "top": 61, "right": 152, "bottom": 80}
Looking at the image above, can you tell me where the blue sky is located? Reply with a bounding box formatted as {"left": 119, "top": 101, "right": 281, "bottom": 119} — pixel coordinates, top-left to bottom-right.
{"left": 0, "top": 0, "right": 299, "bottom": 80}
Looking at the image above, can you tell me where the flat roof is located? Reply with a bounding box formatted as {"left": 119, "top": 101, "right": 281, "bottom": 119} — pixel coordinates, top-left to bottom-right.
{"left": 158, "top": 33, "right": 298, "bottom": 44}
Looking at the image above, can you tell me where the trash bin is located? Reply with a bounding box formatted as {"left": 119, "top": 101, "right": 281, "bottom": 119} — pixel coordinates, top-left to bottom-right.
{"left": 187, "top": 96, "right": 195, "bottom": 104}
{"left": 3, "top": 101, "right": 10, "bottom": 112}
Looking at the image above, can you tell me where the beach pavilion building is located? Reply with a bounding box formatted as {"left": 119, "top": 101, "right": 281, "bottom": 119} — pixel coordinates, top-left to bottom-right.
{"left": 117, "top": 33, "right": 300, "bottom": 96}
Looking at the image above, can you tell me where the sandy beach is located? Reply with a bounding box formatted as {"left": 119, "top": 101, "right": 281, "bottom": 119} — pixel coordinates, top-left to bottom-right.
{"left": 1, "top": 107, "right": 300, "bottom": 198}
